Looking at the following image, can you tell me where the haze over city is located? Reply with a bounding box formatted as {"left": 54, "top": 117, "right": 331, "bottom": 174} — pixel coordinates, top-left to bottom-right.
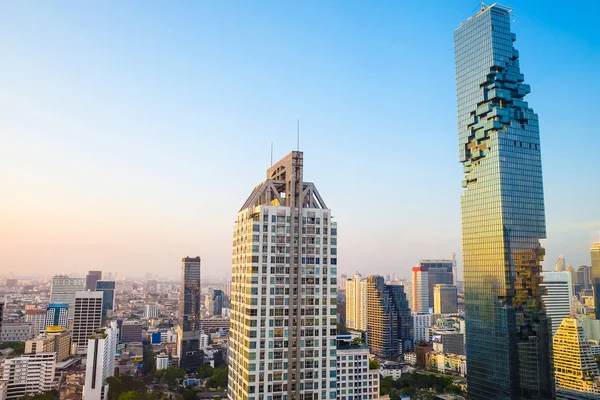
{"left": 2, "top": 0, "right": 599, "bottom": 280}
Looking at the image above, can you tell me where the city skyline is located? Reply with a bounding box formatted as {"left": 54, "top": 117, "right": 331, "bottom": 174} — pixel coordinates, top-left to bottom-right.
{"left": 2, "top": 1, "right": 599, "bottom": 279}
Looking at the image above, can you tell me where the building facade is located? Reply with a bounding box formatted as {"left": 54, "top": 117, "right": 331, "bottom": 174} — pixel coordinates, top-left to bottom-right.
{"left": 85, "top": 270, "right": 102, "bottom": 291}
{"left": 72, "top": 291, "right": 103, "bottom": 354}
{"left": 120, "top": 321, "right": 143, "bottom": 343}
{"left": 178, "top": 256, "right": 202, "bottom": 370}
{"left": 50, "top": 275, "right": 85, "bottom": 320}
{"left": 553, "top": 318, "right": 600, "bottom": 397}
{"left": 591, "top": 242, "right": 600, "bottom": 319}
{"left": 83, "top": 321, "right": 118, "bottom": 400}
{"left": 95, "top": 280, "right": 116, "bottom": 321}
{"left": 346, "top": 273, "right": 367, "bottom": 331}
{"left": 433, "top": 284, "right": 458, "bottom": 314}
{"left": 411, "top": 267, "right": 429, "bottom": 314}
{"left": 0, "top": 323, "right": 33, "bottom": 342}
{"left": 419, "top": 259, "right": 454, "bottom": 308}
{"left": 1, "top": 352, "right": 56, "bottom": 400}
{"left": 366, "top": 276, "right": 412, "bottom": 359}
{"left": 541, "top": 271, "right": 573, "bottom": 336}
{"left": 46, "top": 303, "right": 69, "bottom": 329}
{"left": 335, "top": 335, "right": 379, "bottom": 400}
{"left": 24, "top": 310, "right": 47, "bottom": 334}
{"left": 455, "top": 4, "right": 553, "bottom": 398}
{"left": 144, "top": 305, "right": 160, "bottom": 319}
{"left": 412, "top": 313, "right": 431, "bottom": 345}
{"left": 228, "top": 151, "right": 338, "bottom": 400}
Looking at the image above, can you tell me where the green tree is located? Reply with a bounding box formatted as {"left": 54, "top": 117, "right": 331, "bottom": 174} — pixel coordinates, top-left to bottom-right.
{"left": 205, "top": 367, "right": 228, "bottom": 389}
{"left": 0, "top": 341, "right": 25, "bottom": 355}
{"left": 118, "top": 392, "right": 139, "bottom": 400}
{"left": 197, "top": 364, "right": 214, "bottom": 379}
{"left": 161, "top": 367, "right": 185, "bottom": 389}
{"left": 18, "top": 391, "right": 59, "bottom": 400}
{"left": 368, "top": 359, "right": 379, "bottom": 370}
{"left": 182, "top": 389, "right": 197, "bottom": 400}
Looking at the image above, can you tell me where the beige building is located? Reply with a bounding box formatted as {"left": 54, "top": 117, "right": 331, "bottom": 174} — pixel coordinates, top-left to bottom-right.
{"left": 25, "top": 327, "right": 71, "bottom": 362}
{"left": 433, "top": 284, "right": 458, "bottom": 314}
{"left": 346, "top": 273, "right": 367, "bottom": 331}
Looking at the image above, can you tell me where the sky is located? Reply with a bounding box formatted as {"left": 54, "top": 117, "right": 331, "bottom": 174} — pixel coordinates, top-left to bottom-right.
{"left": 1, "top": 1, "right": 599, "bottom": 280}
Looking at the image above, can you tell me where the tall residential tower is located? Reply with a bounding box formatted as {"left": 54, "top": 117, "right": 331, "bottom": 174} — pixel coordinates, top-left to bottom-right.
{"left": 228, "top": 151, "right": 338, "bottom": 400}
{"left": 178, "top": 256, "right": 202, "bottom": 370}
{"left": 454, "top": 4, "right": 552, "bottom": 398}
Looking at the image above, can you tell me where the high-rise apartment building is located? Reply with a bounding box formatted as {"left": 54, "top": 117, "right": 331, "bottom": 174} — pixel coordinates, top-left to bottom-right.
{"left": 346, "top": 273, "right": 367, "bottom": 331}
{"left": 144, "top": 305, "right": 160, "bottom": 319}
{"left": 553, "top": 318, "right": 600, "bottom": 397}
{"left": 412, "top": 313, "right": 432, "bottom": 345}
{"left": 433, "top": 284, "right": 458, "bottom": 314}
{"left": 95, "top": 280, "right": 116, "bottom": 321}
{"left": 455, "top": 4, "right": 553, "bottom": 398}
{"left": 72, "top": 291, "right": 103, "bottom": 354}
{"left": 419, "top": 260, "right": 454, "bottom": 308}
{"left": 366, "top": 276, "right": 412, "bottom": 359}
{"left": 45, "top": 303, "right": 69, "bottom": 329}
{"left": 540, "top": 271, "right": 573, "bottom": 336}
{"left": 411, "top": 266, "right": 429, "bottom": 314}
{"left": 85, "top": 270, "right": 102, "bottom": 291}
{"left": 1, "top": 352, "right": 56, "bottom": 400}
{"left": 335, "top": 333, "right": 379, "bottom": 400}
{"left": 83, "top": 321, "right": 118, "bottom": 400}
{"left": 591, "top": 242, "right": 600, "bottom": 319}
{"left": 0, "top": 300, "right": 4, "bottom": 339}
{"left": 228, "top": 151, "right": 338, "bottom": 400}
{"left": 555, "top": 255, "right": 566, "bottom": 272}
{"left": 178, "top": 256, "right": 202, "bottom": 370}
{"left": 50, "top": 275, "right": 85, "bottom": 320}
{"left": 211, "top": 289, "right": 225, "bottom": 316}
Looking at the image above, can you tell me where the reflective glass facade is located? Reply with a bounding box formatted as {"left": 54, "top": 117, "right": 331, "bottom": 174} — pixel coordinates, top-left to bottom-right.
{"left": 95, "top": 280, "right": 115, "bottom": 321}
{"left": 454, "top": 5, "right": 553, "bottom": 399}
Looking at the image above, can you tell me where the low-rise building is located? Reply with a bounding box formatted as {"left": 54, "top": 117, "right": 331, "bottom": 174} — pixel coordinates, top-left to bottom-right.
{"left": 1, "top": 352, "right": 57, "bottom": 399}
{"left": 0, "top": 323, "right": 33, "bottom": 342}
{"left": 156, "top": 354, "right": 170, "bottom": 370}
{"left": 379, "top": 361, "right": 402, "bottom": 379}
{"left": 120, "top": 321, "right": 143, "bottom": 343}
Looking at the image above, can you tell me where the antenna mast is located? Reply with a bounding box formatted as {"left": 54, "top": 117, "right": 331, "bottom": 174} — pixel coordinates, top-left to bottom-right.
{"left": 296, "top": 119, "right": 300, "bottom": 151}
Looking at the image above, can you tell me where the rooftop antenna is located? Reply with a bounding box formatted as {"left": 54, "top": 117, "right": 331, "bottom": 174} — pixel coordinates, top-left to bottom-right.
{"left": 296, "top": 119, "right": 300, "bottom": 152}
{"left": 270, "top": 142, "right": 273, "bottom": 165}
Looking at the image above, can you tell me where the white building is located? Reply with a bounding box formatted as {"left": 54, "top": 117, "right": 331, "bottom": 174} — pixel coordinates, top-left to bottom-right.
{"left": 83, "top": 321, "right": 118, "bottom": 400}
{"left": 1, "top": 352, "right": 56, "bottom": 400}
{"left": 200, "top": 333, "right": 209, "bottom": 350}
{"left": 24, "top": 310, "right": 47, "bottom": 334}
{"left": 144, "top": 305, "right": 160, "bottom": 320}
{"left": 156, "top": 354, "right": 170, "bottom": 370}
{"left": 413, "top": 313, "right": 432, "bottom": 344}
{"left": 540, "top": 271, "right": 573, "bottom": 336}
{"left": 50, "top": 275, "right": 85, "bottom": 320}
{"left": 228, "top": 151, "right": 338, "bottom": 400}
{"left": 160, "top": 329, "right": 177, "bottom": 344}
{"left": 72, "top": 291, "right": 103, "bottom": 354}
{"left": 411, "top": 267, "right": 429, "bottom": 314}
{"left": 336, "top": 344, "right": 379, "bottom": 400}
{"left": 0, "top": 323, "right": 33, "bottom": 342}
{"left": 379, "top": 361, "right": 402, "bottom": 379}
{"left": 346, "top": 273, "right": 367, "bottom": 331}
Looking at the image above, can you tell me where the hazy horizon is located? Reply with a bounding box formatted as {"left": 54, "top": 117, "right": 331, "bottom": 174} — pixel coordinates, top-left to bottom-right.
{"left": 2, "top": 1, "right": 599, "bottom": 280}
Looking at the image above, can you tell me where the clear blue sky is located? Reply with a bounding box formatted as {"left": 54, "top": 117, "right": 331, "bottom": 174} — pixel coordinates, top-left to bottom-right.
{"left": 1, "top": 1, "right": 598, "bottom": 279}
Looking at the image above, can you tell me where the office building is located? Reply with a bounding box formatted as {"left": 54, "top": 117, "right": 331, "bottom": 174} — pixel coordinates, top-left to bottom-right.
{"left": 45, "top": 303, "right": 69, "bottom": 329}
{"left": 210, "top": 289, "right": 225, "bottom": 316}
{"left": 0, "top": 323, "right": 33, "bottom": 341}
{"left": 591, "top": 242, "right": 600, "bottom": 319}
{"left": 200, "top": 315, "right": 230, "bottom": 334}
{"left": 541, "top": 272, "right": 573, "bottom": 336}
{"left": 433, "top": 284, "right": 458, "bottom": 314}
{"left": 72, "top": 291, "right": 103, "bottom": 354}
{"left": 144, "top": 305, "right": 160, "bottom": 319}
{"left": 228, "top": 151, "right": 338, "bottom": 400}
{"left": 50, "top": 275, "right": 85, "bottom": 320}
{"left": 346, "top": 273, "right": 367, "bottom": 331}
{"left": 335, "top": 333, "right": 379, "bottom": 400}
{"left": 0, "top": 300, "right": 4, "bottom": 337}
{"left": 553, "top": 318, "right": 600, "bottom": 397}
{"left": 420, "top": 259, "right": 454, "bottom": 308}
{"left": 1, "top": 352, "right": 56, "bottom": 400}
{"left": 178, "top": 256, "right": 202, "bottom": 370}
{"left": 83, "top": 321, "right": 118, "bottom": 400}
{"left": 411, "top": 266, "right": 429, "bottom": 314}
{"left": 156, "top": 354, "right": 170, "bottom": 370}
{"left": 431, "top": 331, "right": 465, "bottom": 356}
{"left": 555, "top": 255, "right": 566, "bottom": 272}
{"left": 412, "top": 313, "right": 432, "bottom": 344}
{"left": 25, "top": 328, "right": 71, "bottom": 362}
{"left": 24, "top": 309, "right": 47, "bottom": 334}
{"left": 455, "top": 4, "right": 553, "bottom": 398}
{"left": 577, "top": 265, "right": 591, "bottom": 292}
{"left": 95, "top": 280, "right": 116, "bottom": 321}
{"left": 120, "top": 321, "right": 143, "bottom": 343}
{"left": 366, "top": 276, "right": 412, "bottom": 359}
{"left": 85, "top": 270, "right": 102, "bottom": 291}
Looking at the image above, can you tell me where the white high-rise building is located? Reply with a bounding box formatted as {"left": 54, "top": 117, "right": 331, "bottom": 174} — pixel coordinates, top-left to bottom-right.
{"left": 336, "top": 337, "right": 379, "bottom": 400}
{"left": 412, "top": 313, "right": 432, "bottom": 344}
{"left": 24, "top": 310, "right": 47, "bottom": 334}
{"left": 50, "top": 275, "right": 85, "bottom": 320}
{"left": 144, "top": 305, "right": 160, "bottom": 319}
{"left": 1, "top": 352, "right": 56, "bottom": 400}
{"left": 541, "top": 271, "right": 573, "bottom": 336}
{"left": 411, "top": 266, "right": 429, "bottom": 314}
{"left": 346, "top": 273, "right": 367, "bottom": 331}
{"left": 83, "top": 321, "right": 118, "bottom": 400}
{"left": 228, "top": 151, "right": 338, "bottom": 400}
{"left": 72, "top": 291, "right": 103, "bottom": 355}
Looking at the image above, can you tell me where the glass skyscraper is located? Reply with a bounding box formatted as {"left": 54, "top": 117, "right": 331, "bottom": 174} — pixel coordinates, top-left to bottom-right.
{"left": 454, "top": 4, "right": 553, "bottom": 399}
